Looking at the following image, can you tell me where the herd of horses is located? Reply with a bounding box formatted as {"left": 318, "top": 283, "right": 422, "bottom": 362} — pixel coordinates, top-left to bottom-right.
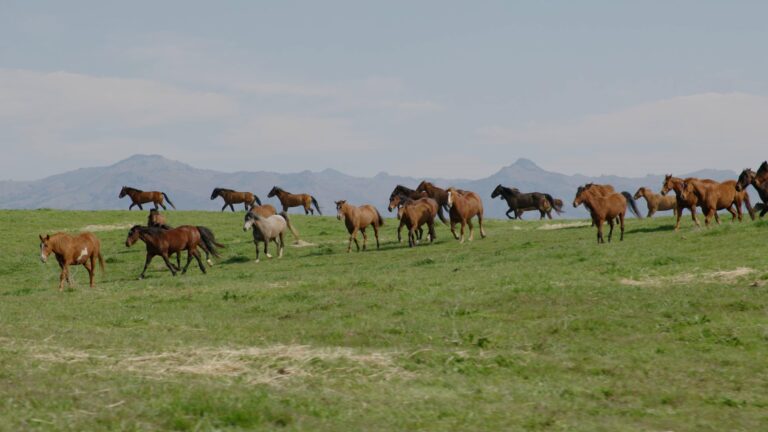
{"left": 40, "top": 162, "right": 768, "bottom": 290}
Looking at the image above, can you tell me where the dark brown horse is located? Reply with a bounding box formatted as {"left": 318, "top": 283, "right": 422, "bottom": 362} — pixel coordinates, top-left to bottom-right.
{"left": 415, "top": 181, "right": 455, "bottom": 224}
{"left": 572, "top": 185, "right": 627, "bottom": 244}
{"left": 680, "top": 179, "right": 750, "bottom": 226}
{"left": 40, "top": 232, "right": 105, "bottom": 291}
{"left": 491, "top": 184, "right": 562, "bottom": 220}
{"left": 389, "top": 194, "right": 438, "bottom": 246}
{"left": 211, "top": 188, "right": 262, "bottom": 212}
{"left": 119, "top": 186, "right": 175, "bottom": 210}
{"left": 633, "top": 187, "right": 677, "bottom": 218}
{"left": 268, "top": 187, "right": 321, "bottom": 215}
{"left": 335, "top": 200, "right": 384, "bottom": 252}
{"left": 446, "top": 187, "right": 486, "bottom": 243}
{"left": 737, "top": 166, "right": 768, "bottom": 218}
{"left": 125, "top": 225, "right": 221, "bottom": 279}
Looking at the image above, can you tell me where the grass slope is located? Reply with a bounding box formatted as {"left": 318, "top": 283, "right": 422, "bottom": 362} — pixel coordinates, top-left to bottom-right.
{"left": 1, "top": 209, "right": 767, "bottom": 431}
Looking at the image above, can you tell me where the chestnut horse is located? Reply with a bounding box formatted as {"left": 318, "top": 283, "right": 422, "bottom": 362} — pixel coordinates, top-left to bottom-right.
{"left": 148, "top": 209, "right": 171, "bottom": 229}
{"left": 633, "top": 187, "right": 677, "bottom": 218}
{"left": 125, "top": 225, "right": 221, "bottom": 279}
{"left": 572, "top": 185, "right": 626, "bottom": 244}
{"left": 415, "top": 181, "right": 456, "bottom": 224}
{"left": 680, "top": 179, "right": 751, "bottom": 226}
{"left": 490, "top": 184, "right": 562, "bottom": 220}
{"left": 335, "top": 200, "right": 384, "bottom": 252}
{"left": 119, "top": 186, "right": 175, "bottom": 210}
{"left": 39, "top": 232, "right": 105, "bottom": 291}
{"left": 249, "top": 204, "right": 278, "bottom": 218}
{"left": 389, "top": 194, "right": 438, "bottom": 246}
{"left": 268, "top": 187, "right": 322, "bottom": 215}
{"left": 446, "top": 188, "right": 486, "bottom": 243}
{"left": 737, "top": 168, "right": 768, "bottom": 218}
{"left": 573, "top": 183, "right": 640, "bottom": 224}
{"left": 211, "top": 188, "right": 262, "bottom": 212}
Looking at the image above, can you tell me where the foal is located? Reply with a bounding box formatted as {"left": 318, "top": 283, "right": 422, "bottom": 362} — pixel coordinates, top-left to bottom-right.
{"left": 335, "top": 201, "right": 384, "bottom": 252}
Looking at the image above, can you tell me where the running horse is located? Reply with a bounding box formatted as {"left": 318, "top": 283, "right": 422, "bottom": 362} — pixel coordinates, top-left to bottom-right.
{"left": 39, "top": 232, "right": 105, "bottom": 291}
{"left": 210, "top": 188, "right": 262, "bottom": 212}
{"left": 633, "top": 187, "right": 677, "bottom": 218}
{"left": 415, "top": 181, "right": 457, "bottom": 224}
{"left": 268, "top": 187, "right": 322, "bottom": 215}
{"left": 335, "top": 200, "right": 384, "bottom": 252}
{"left": 680, "top": 179, "right": 752, "bottom": 226}
{"left": 490, "top": 184, "right": 562, "bottom": 220}
{"left": 661, "top": 175, "right": 728, "bottom": 230}
{"left": 389, "top": 194, "right": 438, "bottom": 246}
{"left": 243, "top": 211, "right": 299, "bottom": 262}
{"left": 572, "top": 184, "right": 627, "bottom": 244}
{"left": 737, "top": 164, "right": 768, "bottom": 218}
{"left": 119, "top": 186, "right": 176, "bottom": 210}
{"left": 445, "top": 187, "right": 486, "bottom": 243}
{"left": 125, "top": 225, "right": 222, "bottom": 279}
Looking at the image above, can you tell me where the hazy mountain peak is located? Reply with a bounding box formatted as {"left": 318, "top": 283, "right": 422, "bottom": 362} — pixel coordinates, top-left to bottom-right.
{"left": 511, "top": 158, "right": 541, "bottom": 170}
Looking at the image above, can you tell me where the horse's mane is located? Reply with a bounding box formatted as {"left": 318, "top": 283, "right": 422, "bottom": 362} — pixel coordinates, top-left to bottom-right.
{"left": 213, "top": 187, "right": 235, "bottom": 193}
{"left": 129, "top": 225, "right": 165, "bottom": 236}
{"left": 496, "top": 185, "right": 518, "bottom": 195}
{"left": 758, "top": 161, "right": 768, "bottom": 174}
{"left": 122, "top": 186, "right": 142, "bottom": 193}
{"left": 271, "top": 186, "right": 288, "bottom": 194}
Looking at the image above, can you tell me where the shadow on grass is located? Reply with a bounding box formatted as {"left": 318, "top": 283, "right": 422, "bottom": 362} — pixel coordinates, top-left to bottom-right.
{"left": 626, "top": 225, "right": 675, "bottom": 234}
{"left": 221, "top": 255, "right": 251, "bottom": 264}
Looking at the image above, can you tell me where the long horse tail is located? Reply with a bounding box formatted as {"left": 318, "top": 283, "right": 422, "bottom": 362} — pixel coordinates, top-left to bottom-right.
{"left": 162, "top": 192, "right": 176, "bottom": 209}
{"left": 311, "top": 196, "right": 322, "bottom": 215}
{"left": 437, "top": 205, "right": 449, "bottom": 224}
{"left": 253, "top": 194, "right": 262, "bottom": 206}
{"left": 197, "top": 226, "right": 223, "bottom": 257}
{"left": 281, "top": 211, "right": 301, "bottom": 241}
{"left": 375, "top": 208, "right": 385, "bottom": 227}
{"left": 544, "top": 194, "right": 563, "bottom": 214}
{"left": 621, "top": 191, "right": 642, "bottom": 218}
{"left": 97, "top": 252, "right": 106, "bottom": 273}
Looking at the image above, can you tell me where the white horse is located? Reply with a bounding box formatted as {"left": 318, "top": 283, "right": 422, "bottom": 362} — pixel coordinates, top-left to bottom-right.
{"left": 242, "top": 211, "right": 298, "bottom": 262}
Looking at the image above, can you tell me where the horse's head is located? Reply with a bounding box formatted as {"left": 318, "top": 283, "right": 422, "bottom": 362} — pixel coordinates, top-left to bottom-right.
{"left": 210, "top": 188, "right": 221, "bottom": 200}
{"left": 491, "top": 185, "right": 503, "bottom": 199}
{"left": 119, "top": 186, "right": 128, "bottom": 198}
{"left": 633, "top": 187, "right": 646, "bottom": 200}
{"left": 759, "top": 161, "right": 768, "bottom": 175}
{"left": 267, "top": 187, "right": 281, "bottom": 198}
{"left": 446, "top": 187, "right": 458, "bottom": 208}
{"left": 679, "top": 180, "right": 695, "bottom": 200}
{"left": 660, "top": 174, "right": 675, "bottom": 195}
{"left": 387, "top": 194, "right": 402, "bottom": 212}
{"left": 243, "top": 211, "right": 260, "bottom": 231}
{"left": 572, "top": 186, "right": 586, "bottom": 208}
{"left": 335, "top": 200, "right": 347, "bottom": 220}
{"left": 415, "top": 180, "right": 430, "bottom": 193}
{"left": 736, "top": 169, "right": 755, "bottom": 191}
{"left": 39, "top": 234, "right": 53, "bottom": 263}
{"left": 125, "top": 226, "right": 142, "bottom": 247}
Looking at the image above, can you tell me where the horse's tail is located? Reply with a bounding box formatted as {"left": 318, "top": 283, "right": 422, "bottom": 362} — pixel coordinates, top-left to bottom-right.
{"left": 544, "top": 194, "right": 563, "bottom": 214}
{"left": 437, "top": 205, "right": 449, "bottom": 224}
{"left": 97, "top": 252, "right": 106, "bottom": 274}
{"left": 162, "top": 192, "right": 176, "bottom": 209}
{"left": 252, "top": 194, "right": 262, "bottom": 206}
{"left": 281, "top": 211, "right": 301, "bottom": 241}
{"left": 621, "top": 191, "right": 642, "bottom": 218}
{"left": 311, "top": 196, "right": 322, "bottom": 215}
{"left": 375, "top": 208, "right": 385, "bottom": 227}
{"left": 197, "top": 226, "right": 224, "bottom": 257}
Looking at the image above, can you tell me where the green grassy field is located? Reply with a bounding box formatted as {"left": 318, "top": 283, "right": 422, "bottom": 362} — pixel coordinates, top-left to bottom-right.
{"left": 1, "top": 209, "right": 767, "bottom": 431}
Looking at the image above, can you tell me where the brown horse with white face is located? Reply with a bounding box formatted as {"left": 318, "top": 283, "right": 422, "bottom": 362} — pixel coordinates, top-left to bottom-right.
{"left": 335, "top": 201, "right": 384, "bottom": 252}
{"left": 268, "top": 187, "right": 322, "bottom": 215}
{"left": 119, "top": 186, "right": 175, "bottom": 211}
{"left": 633, "top": 187, "right": 677, "bottom": 218}
{"left": 573, "top": 185, "right": 626, "bottom": 244}
{"left": 211, "top": 188, "right": 261, "bottom": 212}
{"left": 39, "top": 232, "right": 105, "bottom": 291}
{"left": 446, "top": 188, "right": 486, "bottom": 243}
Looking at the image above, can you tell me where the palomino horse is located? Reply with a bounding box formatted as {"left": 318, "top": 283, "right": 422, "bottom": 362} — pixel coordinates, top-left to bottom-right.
{"left": 680, "top": 179, "right": 751, "bottom": 226}
{"left": 490, "top": 185, "right": 562, "bottom": 220}
{"left": 572, "top": 185, "right": 627, "bottom": 244}
{"left": 335, "top": 201, "right": 384, "bottom": 252}
{"left": 446, "top": 188, "right": 486, "bottom": 243}
{"left": 737, "top": 168, "right": 768, "bottom": 218}
{"left": 661, "top": 175, "right": 731, "bottom": 229}
{"left": 125, "top": 225, "right": 222, "bottom": 278}
{"left": 389, "top": 194, "right": 438, "bottom": 246}
{"left": 633, "top": 187, "right": 677, "bottom": 218}
{"left": 211, "top": 188, "right": 262, "bottom": 212}
{"left": 268, "top": 187, "right": 322, "bottom": 215}
{"left": 40, "top": 232, "right": 105, "bottom": 291}
{"left": 243, "top": 211, "right": 299, "bottom": 262}
{"left": 119, "top": 186, "right": 175, "bottom": 210}
{"left": 415, "top": 181, "right": 457, "bottom": 224}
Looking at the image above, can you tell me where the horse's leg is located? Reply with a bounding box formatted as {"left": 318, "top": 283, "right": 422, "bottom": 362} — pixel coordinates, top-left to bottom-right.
{"left": 408, "top": 226, "right": 415, "bottom": 247}
{"left": 254, "top": 240, "right": 261, "bottom": 263}
{"left": 138, "top": 203, "right": 144, "bottom": 210}
{"left": 690, "top": 206, "right": 701, "bottom": 228}
{"left": 161, "top": 253, "right": 177, "bottom": 276}
{"left": 505, "top": 208, "right": 514, "bottom": 219}
{"left": 175, "top": 252, "right": 181, "bottom": 272}
{"left": 478, "top": 212, "right": 486, "bottom": 238}
{"left": 361, "top": 227, "right": 368, "bottom": 251}
{"left": 192, "top": 249, "right": 206, "bottom": 274}
{"left": 761, "top": 206, "right": 768, "bottom": 218}
{"left": 450, "top": 220, "right": 459, "bottom": 240}
{"left": 619, "top": 212, "right": 625, "bottom": 241}
{"left": 58, "top": 263, "right": 67, "bottom": 291}
{"left": 229, "top": 203, "right": 236, "bottom": 212}
{"left": 730, "top": 203, "right": 740, "bottom": 222}
{"left": 428, "top": 220, "right": 436, "bottom": 243}
{"left": 353, "top": 230, "right": 361, "bottom": 252}
{"left": 607, "top": 218, "right": 614, "bottom": 243}
{"left": 139, "top": 254, "right": 154, "bottom": 279}
{"left": 84, "top": 259, "right": 95, "bottom": 288}
{"left": 648, "top": 206, "right": 655, "bottom": 218}
{"left": 467, "top": 219, "right": 475, "bottom": 241}
{"left": 278, "top": 232, "right": 284, "bottom": 258}
{"left": 596, "top": 219, "right": 604, "bottom": 244}
{"left": 459, "top": 219, "right": 466, "bottom": 244}
{"left": 397, "top": 219, "right": 404, "bottom": 243}
{"left": 182, "top": 250, "right": 193, "bottom": 274}
{"left": 264, "top": 238, "right": 272, "bottom": 259}
{"left": 373, "top": 223, "right": 380, "bottom": 250}
{"left": 221, "top": 203, "right": 227, "bottom": 212}
{"left": 158, "top": 201, "right": 166, "bottom": 210}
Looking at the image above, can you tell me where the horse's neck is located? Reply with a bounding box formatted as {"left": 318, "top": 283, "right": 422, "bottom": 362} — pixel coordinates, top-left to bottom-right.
{"left": 50, "top": 235, "right": 70, "bottom": 255}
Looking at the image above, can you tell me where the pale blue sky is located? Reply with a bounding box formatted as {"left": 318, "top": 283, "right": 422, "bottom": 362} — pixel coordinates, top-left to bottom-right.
{"left": 2, "top": 1, "right": 767, "bottom": 180}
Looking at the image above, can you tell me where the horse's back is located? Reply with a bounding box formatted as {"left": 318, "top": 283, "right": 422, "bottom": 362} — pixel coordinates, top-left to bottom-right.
{"left": 251, "top": 204, "right": 277, "bottom": 218}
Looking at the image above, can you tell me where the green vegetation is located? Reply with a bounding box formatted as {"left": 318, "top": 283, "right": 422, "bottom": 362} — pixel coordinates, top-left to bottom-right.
{"left": 1, "top": 209, "right": 767, "bottom": 430}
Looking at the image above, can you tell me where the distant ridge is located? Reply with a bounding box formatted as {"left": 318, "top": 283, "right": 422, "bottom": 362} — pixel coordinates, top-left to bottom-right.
{"left": 0, "top": 154, "right": 744, "bottom": 218}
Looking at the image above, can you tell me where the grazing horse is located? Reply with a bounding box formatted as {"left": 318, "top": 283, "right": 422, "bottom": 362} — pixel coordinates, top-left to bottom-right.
{"left": 335, "top": 201, "right": 384, "bottom": 252}
{"left": 243, "top": 211, "right": 298, "bottom": 262}
{"left": 211, "top": 188, "right": 262, "bottom": 212}
{"left": 491, "top": 184, "right": 562, "bottom": 220}
{"left": 125, "top": 225, "right": 221, "bottom": 279}
{"left": 389, "top": 194, "right": 438, "bottom": 246}
{"left": 39, "top": 232, "right": 105, "bottom": 291}
{"left": 119, "top": 186, "right": 175, "bottom": 210}
{"left": 268, "top": 187, "right": 322, "bottom": 215}
{"left": 680, "top": 179, "right": 747, "bottom": 226}
{"left": 446, "top": 188, "right": 486, "bottom": 243}
{"left": 737, "top": 168, "right": 768, "bottom": 218}
{"left": 572, "top": 185, "right": 627, "bottom": 244}
{"left": 633, "top": 187, "right": 678, "bottom": 218}
{"left": 415, "top": 181, "right": 457, "bottom": 224}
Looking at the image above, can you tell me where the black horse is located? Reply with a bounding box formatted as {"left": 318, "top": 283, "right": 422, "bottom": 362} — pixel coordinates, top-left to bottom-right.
{"left": 491, "top": 184, "right": 563, "bottom": 220}
{"left": 736, "top": 165, "right": 768, "bottom": 218}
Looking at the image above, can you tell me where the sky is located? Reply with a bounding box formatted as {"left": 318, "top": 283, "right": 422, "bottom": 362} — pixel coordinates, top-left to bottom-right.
{"left": 1, "top": 1, "right": 767, "bottom": 181}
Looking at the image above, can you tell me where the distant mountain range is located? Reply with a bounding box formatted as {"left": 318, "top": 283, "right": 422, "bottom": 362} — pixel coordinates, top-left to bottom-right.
{"left": 0, "top": 154, "right": 745, "bottom": 219}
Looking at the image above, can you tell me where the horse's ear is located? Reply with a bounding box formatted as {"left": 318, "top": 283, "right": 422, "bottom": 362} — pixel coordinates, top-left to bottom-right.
{"left": 45, "top": 234, "right": 50, "bottom": 240}
{"left": 39, "top": 234, "right": 44, "bottom": 241}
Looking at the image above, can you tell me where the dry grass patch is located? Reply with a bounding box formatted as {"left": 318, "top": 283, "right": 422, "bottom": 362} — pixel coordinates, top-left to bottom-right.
{"left": 620, "top": 267, "right": 755, "bottom": 287}
{"left": 537, "top": 222, "right": 591, "bottom": 230}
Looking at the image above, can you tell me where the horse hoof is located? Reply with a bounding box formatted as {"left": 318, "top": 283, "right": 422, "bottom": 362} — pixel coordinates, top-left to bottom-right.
{"left": 254, "top": 259, "right": 260, "bottom": 263}
{"left": 207, "top": 259, "right": 213, "bottom": 266}
{"left": 266, "top": 253, "right": 272, "bottom": 258}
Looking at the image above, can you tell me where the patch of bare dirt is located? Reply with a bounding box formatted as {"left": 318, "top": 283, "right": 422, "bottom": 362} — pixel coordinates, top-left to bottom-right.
{"left": 620, "top": 267, "right": 755, "bottom": 287}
